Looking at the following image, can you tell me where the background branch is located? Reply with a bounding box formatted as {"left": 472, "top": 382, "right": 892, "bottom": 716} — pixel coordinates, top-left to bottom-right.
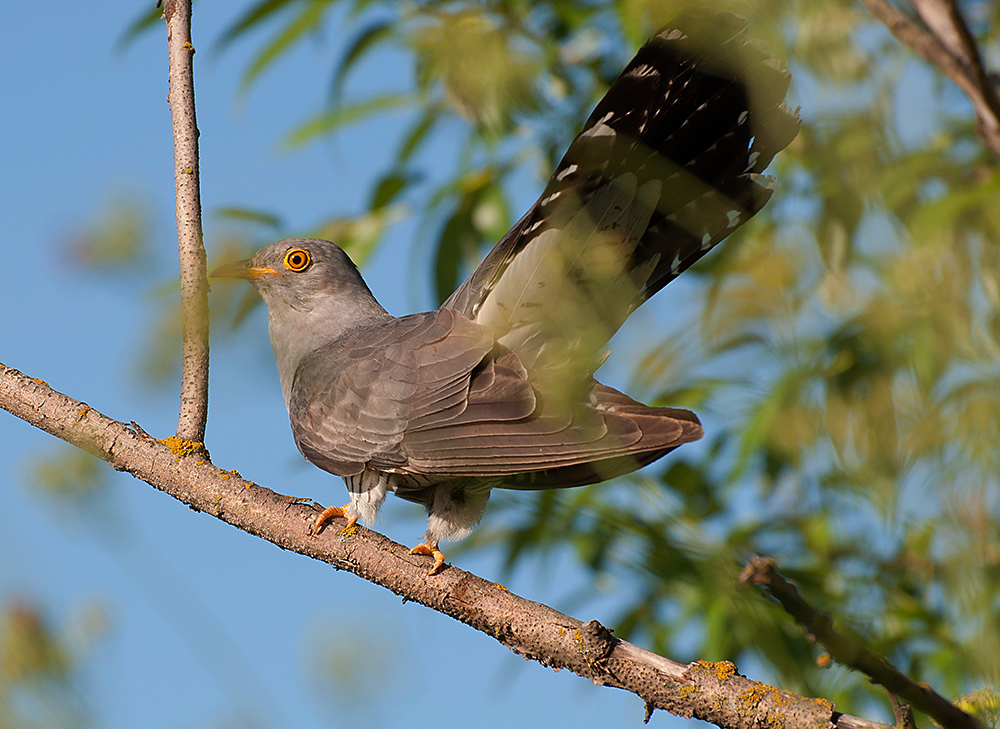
{"left": 859, "top": 0, "right": 1000, "bottom": 155}
{"left": 0, "top": 362, "right": 887, "bottom": 729}
{"left": 164, "top": 0, "right": 210, "bottom": 442}
{"left": 741, "top": 556, "right": 983, "bottom": 729}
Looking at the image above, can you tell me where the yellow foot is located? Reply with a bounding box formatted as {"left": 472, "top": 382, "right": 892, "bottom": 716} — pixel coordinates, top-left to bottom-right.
{"left": 408, "top": 542, "right": 446, "bottom": 575}
{"left": 313, "top": 504, "right": 356, "bottom": 535}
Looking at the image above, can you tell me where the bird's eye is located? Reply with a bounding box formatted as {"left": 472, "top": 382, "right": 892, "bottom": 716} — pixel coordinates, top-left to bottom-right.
{"left": 284, "top": 248, "right": 312, "bottom": 272}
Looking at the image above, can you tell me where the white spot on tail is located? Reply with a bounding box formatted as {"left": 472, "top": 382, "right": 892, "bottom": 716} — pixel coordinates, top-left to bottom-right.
{"left": 583, "top": 122, "right": 615, "bottom": 139}
{"left": 555, "top": 164, "right": 578, "bottom": 181}
{"left": 629, "top": 63, "right": 657, "bottom": 78}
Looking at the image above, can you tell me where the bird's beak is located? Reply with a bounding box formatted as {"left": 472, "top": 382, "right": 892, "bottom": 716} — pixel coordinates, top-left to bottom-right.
{"left": 209, "top": 258, "right": 282, "bottom": 280}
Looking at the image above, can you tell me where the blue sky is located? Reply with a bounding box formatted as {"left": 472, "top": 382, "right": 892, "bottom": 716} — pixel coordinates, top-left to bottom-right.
{"left": 0, "top": 3, "right": 718, "bottom": 728}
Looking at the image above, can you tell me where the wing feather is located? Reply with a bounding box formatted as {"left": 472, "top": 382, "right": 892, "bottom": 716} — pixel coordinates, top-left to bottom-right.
{"left": 442, "top": 11, "right": 799, "bottom": 380}
{"left": 289, "top": 308, "right": 703, "bottom": 486}
{"left": 288, "top": 308, "right": 495, "bottom": 475}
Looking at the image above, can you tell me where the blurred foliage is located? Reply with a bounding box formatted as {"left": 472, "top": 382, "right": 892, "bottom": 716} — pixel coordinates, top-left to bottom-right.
{"left": 953, "top": 687, "right": 1000, "bottom": 729}
{"left": 30, "top": 448, "right": 108, "bottom": 504}
{"left": 63, "top": 196, "right": 150, "bottom": 273}
{"left": 106, "top": 0, "right": 1000, "bottom": 722}
{"left": 0, "top": 598, "right": 106, "bottom": 729}
{"left": 305, "top": 619, "right": 403, "bottom": 712}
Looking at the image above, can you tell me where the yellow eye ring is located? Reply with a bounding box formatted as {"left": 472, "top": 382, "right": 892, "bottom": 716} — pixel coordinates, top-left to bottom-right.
{"left": 283, "top": 248, "right": 312, "bottom": 272}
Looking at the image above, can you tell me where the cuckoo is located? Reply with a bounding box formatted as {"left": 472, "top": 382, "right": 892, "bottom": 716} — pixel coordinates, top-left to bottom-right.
{"left": 212, "top": 12, "right": 799, "bottom": 574}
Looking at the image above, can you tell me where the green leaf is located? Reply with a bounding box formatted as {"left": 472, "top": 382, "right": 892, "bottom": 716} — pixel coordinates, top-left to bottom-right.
{"left": 117, "top": 4, "right": 163, "bottom": 52}
{"left": 240, "top": 0, "right": 333, "bottom": 92}
{"left": 433, "top": 207, "right": 472, "bottom": 304}
{"left": 369, "top": 170, "right": 419, "bottom": 211}
{"left": 314, "top": 204, "right": 407, "bottom": 266}
{"left": 470, "top": 183, "right": 509, "bottom": 242}
{"left": 232, "top": 285, "right": 265, "bottom": 331}
{"left": 215, "top": 206, "right": 283, "bottom": 229}
{"left": 732, "top": 367, "right": 807, "bottom": 480}
{"left": 954, "top": 687, "right": 1000, "bottom": 728}
{"left": 330, "top": 19, "right": 397, "bottom": 104}
{"left": 215, "top": 0, "right": 300, "bottom": 53}
{"left": 397, "top": 103, "right": 444, "bottom": 164}
{"left": 281, "top": 93, "right": 413, "bottom": 148}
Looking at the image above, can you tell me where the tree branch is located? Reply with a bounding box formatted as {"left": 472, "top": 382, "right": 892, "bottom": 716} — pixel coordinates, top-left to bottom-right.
{"left": 937, "top": 0, "right": 1000, "bottom": 136}
{"left": 857, "top": 0, "right": 1000, "bottom": 156}
{"left": 0, "top": 361, "right": 886, "bottom": 729}
{"left": 163, "top": 0, "right": 210, "bottom": 442}
{"left": 741, "top": 556, "right": 984, "bottom": 729}
{"left": 909, "top": 0, "right": 1000, "bottom": 130}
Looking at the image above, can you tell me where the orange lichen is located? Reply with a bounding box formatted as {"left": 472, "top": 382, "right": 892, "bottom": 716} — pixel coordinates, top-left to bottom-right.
{"left": 736, "top": 684, "right": 786, "bottom": 723}
{"left": 678, "top": 684, "right": 702, "bottom": 701}
{"left": 811, "top": 697, "right": 834, "bottom": 712}
{"left": 684, "top": 660, "right": 834, "bottom": 729}
{"left": 494, "top": 583, "right": 509, "bottom": 592}
{"left": 158, "top": 436, "right": 208, "bottom": 460}
{"left": 694, "top": 660, "right": 739, "bottom": 681}
{"left": 74, "top": 406, "right": 91, "bottom": 424}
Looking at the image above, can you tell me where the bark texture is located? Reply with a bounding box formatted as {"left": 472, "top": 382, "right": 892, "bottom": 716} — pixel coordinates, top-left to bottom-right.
{"left": 164, "top": 0, "right": 210, "bottom": 442}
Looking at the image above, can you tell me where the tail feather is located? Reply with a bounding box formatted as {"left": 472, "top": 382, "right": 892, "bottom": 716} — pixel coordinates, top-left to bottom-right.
{"left": 443, "top": 11, "right": 798, "bottom": 380}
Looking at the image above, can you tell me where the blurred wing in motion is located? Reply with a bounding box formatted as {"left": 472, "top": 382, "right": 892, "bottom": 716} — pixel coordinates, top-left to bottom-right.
{"left": 444, "top": 11, "right": 800, "bottom": 385}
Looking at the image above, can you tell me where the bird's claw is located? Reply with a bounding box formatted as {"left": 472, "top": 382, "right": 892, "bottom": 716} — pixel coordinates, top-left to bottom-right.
{"left": 408, "top": 543, "right": 446, "bottom": 575}
{"left": 312, "top": 503, "right": 356, "bottom": 535}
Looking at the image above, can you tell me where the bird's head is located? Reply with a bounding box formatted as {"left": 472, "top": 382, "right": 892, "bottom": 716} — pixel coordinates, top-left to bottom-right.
{"left": 210, "top": 238, "right": 377, "bottom": 314}
{"left": 211, "top": 238, "right": 390, "bottom": 403}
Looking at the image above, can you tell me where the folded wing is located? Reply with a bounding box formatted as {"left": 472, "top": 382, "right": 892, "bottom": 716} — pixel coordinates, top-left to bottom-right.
{"left": 289, "top": 308, "right": 702, "bottom": 489}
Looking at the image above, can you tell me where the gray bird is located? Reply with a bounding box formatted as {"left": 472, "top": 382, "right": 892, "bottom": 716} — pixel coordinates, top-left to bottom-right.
{"left": 212, "top": 12, "right": 799, "bottom": 574}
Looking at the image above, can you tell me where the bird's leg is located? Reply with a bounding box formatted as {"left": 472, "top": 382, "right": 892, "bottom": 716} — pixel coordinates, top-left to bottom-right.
{"left": 408, "top": 542, "right": 446, "bottom": 575}
{"left": 312, "top": 503, "right": 356, "bottom": 534}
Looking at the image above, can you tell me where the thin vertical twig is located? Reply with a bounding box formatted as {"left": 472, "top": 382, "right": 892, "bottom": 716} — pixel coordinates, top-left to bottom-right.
{"left": 164, "top": 0, "right": 210, "bottom": 443}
